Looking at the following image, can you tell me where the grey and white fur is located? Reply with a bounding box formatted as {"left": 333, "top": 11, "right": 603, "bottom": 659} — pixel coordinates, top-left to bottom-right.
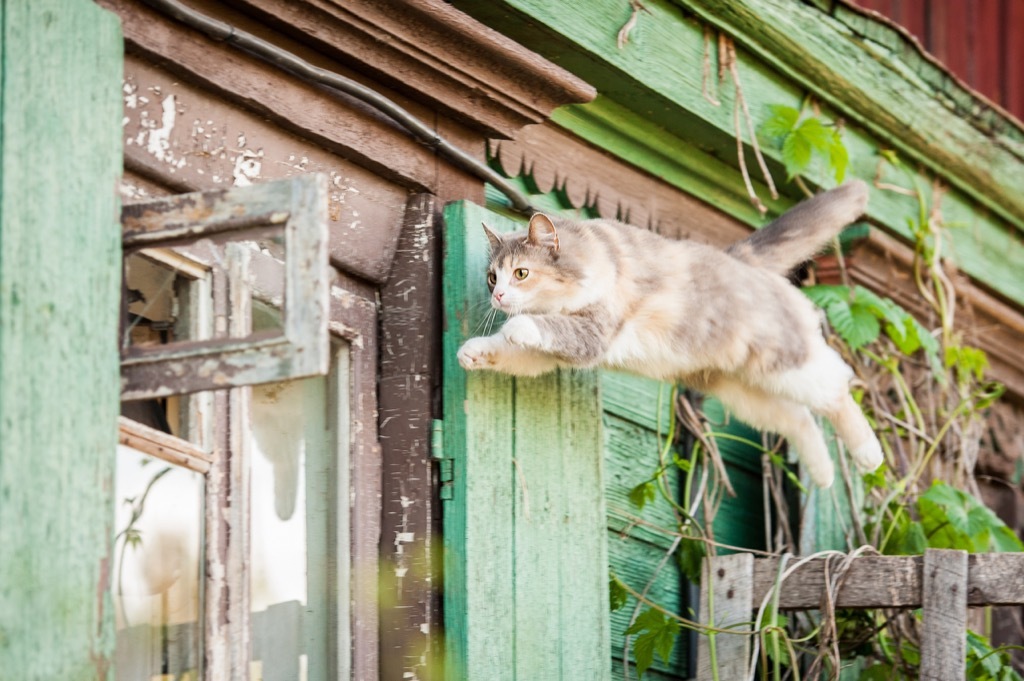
{"left": 457, "top": 180, "right": 884, "bottom": 487}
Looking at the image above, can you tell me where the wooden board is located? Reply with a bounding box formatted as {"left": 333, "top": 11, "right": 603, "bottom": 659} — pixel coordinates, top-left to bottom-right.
{"left": 697, "top": 553, "right": 753, "bottom": 681}
{"left": 751, "top": 552, "right": 1024, "bottom": 609}
{"left": 0, "top": 1, "right": 124, "bottom": 677}
{"left": 920, "top": 549, "right": 968, "bottom": 681}
{"left": 442, "top": 201, "right": 610, "bottom": 680}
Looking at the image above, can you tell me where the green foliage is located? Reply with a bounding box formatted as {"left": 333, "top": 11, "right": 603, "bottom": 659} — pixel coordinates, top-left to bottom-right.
{"left": 873, "top": 481, "right": 1024, "bottom": 555}
{"left": 760, "top": 104, "right": 849, "bottom": 183}
{"left": 966, "top": 630, "right": 1024, "bottom": 680}
{"left": 628, "top": 480, "right": 658, "bottom": 510}
{"left": 625, "top": 608, "right": 679, "bottom": 678}
{"left": 804, "top": 284, "right": 943, "bottom": 374}
{"left": 917, "top": 481, "right": 1024, "bottom": 553}
{"left": 676, "top": 535, "right": 707, "bottom": 584}
{"left": 609, "top": 576, "right": 629, "bottom": 612}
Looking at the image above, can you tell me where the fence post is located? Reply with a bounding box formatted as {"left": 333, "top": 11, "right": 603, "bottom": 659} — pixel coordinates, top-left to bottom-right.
{"left": 920, "top": 548, "right": 968, "bottom": 681}
{"left": 698, "top": 553, "right": 754, "bottom": 681}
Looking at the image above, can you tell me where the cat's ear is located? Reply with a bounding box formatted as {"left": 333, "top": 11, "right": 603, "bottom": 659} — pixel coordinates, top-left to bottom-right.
{"left": 481, "top": 223, "right": 503, "bottom": 252}
{"left": 527, "top": 213, "right": 559, "bottom": 251}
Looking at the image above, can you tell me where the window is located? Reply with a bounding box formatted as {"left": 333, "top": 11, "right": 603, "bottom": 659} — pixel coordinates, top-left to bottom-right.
{"left": 115, "top": 176, "right": 354, "bottom": 680}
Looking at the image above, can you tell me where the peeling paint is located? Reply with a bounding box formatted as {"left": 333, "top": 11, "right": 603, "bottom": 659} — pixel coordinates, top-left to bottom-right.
{"left": 232, "top": 149, "right": 263, "bottom": 186}
{"left": 145, "top": 94, "right": 176, "bottom": 161}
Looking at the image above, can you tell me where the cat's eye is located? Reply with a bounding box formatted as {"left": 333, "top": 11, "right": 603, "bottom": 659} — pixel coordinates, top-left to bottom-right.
{"left": 487, "top": 272, "right": 497, "bottom": 286}
{"left": 514, "top": 268, "right": 529, "bottom": 281}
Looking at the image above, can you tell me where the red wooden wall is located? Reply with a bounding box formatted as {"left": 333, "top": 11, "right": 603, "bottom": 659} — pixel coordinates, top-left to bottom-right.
{"left": 851, "top": 0, "right": 1024, "bottom": 121}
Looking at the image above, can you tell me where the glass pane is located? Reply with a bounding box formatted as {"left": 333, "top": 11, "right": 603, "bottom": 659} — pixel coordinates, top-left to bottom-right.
{"left": 114, "top": 445, "right": 203, "bottom": 680}
{"left": 250, "top": 374, "right": 332, "bottom": 681}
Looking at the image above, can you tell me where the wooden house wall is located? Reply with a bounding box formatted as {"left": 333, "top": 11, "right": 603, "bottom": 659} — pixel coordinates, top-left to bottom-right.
{"left": 25, "top": 0, "right": 1021, "bottom": 676}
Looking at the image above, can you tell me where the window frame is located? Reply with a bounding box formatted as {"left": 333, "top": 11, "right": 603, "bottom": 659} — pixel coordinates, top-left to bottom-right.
{"left": 120, "top": 175, "right": 330, "bottom": 401}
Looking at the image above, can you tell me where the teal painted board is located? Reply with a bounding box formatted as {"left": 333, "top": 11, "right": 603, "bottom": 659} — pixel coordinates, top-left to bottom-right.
{"left": 442, "top": 201, "right": 611, "bottom": 681}
{"left": 609, "top": 533, "right": 690, "bottom": 677}
{"left": 0, "top": 1, "right": 123, "bottom": 679}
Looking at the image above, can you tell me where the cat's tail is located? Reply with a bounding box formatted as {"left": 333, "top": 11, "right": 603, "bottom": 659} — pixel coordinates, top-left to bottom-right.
{"left": 725, "top": 180, "right": 868, "bottom": 276}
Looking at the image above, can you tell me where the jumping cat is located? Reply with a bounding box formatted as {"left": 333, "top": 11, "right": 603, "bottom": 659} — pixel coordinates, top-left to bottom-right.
{"left": 457, "top": 180, "right": 884, "bottom": 488}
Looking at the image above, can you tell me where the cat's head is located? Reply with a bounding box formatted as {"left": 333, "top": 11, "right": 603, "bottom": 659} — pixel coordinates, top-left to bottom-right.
{"left": 483, "top": 213, "right": 581, "bottom": 315}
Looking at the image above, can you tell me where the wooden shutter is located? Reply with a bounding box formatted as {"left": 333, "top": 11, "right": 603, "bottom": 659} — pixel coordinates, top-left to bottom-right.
{"left": 0, "top": 1, "right": 123, "bottom": 676}
{"left": 441, "top": 201, "right": 611, "bottom": 681}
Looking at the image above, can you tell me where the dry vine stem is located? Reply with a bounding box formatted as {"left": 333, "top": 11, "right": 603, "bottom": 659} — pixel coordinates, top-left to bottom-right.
{"left": 719, "top": 37, "right": 778, "bottom": 215}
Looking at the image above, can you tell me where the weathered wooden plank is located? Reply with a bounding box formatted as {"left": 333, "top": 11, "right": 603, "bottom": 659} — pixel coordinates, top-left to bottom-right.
{"left": 0, "top": 1, "right": 123, "bottom": 678}
{"left": 920, "top": 549, "right": 968, "bottom": 681}
{"left": 697, "top": 553, "right": 753, "bottom": 681}
{"left": 557, "top": 369, "right": 610, "bottom": 680}
{"left": 514, "top": 373, "right": 567, "bottom": 679}
{"left": 442, "top": 202, "right": 517, "bottom": 681}
{"left": 118, "top": 416, "right": 212, "bottom": 474}
{"left": 379, "top": 194, "right": 441, "bottom": 681}
{"left": 751, "top": 553, "right": 1024, "bottom": 609}
{"left": 443, "top": 201, "right": 610, "bottom": 680}
{"left": 753, "top": 555, "right": 921, "bottom": 610}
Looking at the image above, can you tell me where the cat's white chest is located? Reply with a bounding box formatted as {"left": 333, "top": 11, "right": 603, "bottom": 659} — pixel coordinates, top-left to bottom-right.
{"left": 603, "top": 322, "right": 687, "bottom": 380}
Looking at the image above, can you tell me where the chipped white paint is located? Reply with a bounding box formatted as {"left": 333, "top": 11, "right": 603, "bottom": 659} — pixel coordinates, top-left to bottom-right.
{"left": 237, "top": 132, "right": 246, "bottom": 148}
{"left": 232, "top": 149, "right": 263, "bottom": 186}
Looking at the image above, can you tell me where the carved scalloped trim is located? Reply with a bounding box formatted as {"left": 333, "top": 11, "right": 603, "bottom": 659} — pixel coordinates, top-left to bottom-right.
{"left": 489, "top": 125, "right": 749, "bottom": 246}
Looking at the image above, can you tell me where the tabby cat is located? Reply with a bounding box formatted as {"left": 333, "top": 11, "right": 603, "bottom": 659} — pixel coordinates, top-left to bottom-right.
{"left": 457, "top": 181, "right": 883, "bottom": 487}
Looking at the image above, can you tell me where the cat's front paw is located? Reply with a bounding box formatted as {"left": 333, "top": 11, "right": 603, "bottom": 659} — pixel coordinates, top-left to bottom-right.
{"left": 458, "top": 337, "right": 497, "bottom": 371}
{"left": 502, "top": 316, "right": 543, "bottom": 349}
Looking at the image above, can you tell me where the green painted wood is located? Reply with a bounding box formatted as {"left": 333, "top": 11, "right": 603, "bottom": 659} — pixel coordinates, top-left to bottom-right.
{"left": 609, "top": 532, "right": 689, "bottom": 677}
{"left": 442, "top": 201, "right": 610, "bottom": 681}
{"left": 453, "top": 0, "right": 1024, "bottom": 306}
{"left": 0, "top": 1, "right": 123, "bottom": 678}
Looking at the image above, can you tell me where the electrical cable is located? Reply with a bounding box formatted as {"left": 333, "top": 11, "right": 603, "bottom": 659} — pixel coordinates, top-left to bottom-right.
{"left": 140, "top": 0, "right": 539, "bottom": 214}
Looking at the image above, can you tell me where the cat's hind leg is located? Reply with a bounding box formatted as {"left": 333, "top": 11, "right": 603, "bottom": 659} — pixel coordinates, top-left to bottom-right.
{"left": 707, "top": 378, "right": 835, "bottom": 488}
{"left": 759, "top": 344, "right": 884, "bottom": 474}
{"left": 821, "top": 394, "right": 884, "bottom": 473}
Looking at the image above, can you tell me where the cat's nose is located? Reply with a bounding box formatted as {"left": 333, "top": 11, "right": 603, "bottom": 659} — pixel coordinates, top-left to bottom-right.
{"left": 493, "top": 291, "right": 504, "bottom": 302}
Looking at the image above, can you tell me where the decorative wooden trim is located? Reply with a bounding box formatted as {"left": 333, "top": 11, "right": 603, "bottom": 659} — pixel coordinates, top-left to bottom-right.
{"left": 118, "top": 416, "right": 212, "bottom": 474}
{"left": 225, "top": 0, "right": 595, "bottom": 139}
{"left": 490, "top": 123, "right": 749, "bottom": 245}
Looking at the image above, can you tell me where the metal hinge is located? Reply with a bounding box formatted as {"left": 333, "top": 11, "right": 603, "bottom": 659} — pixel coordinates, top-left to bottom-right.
{"left": 431, "top": 419, "right": 453, "bottom": 500}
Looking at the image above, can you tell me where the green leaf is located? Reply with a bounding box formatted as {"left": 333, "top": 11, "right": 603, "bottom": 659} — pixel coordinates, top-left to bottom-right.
{"left": 760, "top": 104, "right": 799, "bottom": 140}
{"left": 803, "top": 284, "right": 850, "bottom": 309}
{"left": 677, "top": 536, "right": 707, "bottom": 583}
{"left": 795, "top": 117, "right": 833, "bottom": 153}
{"left": 859, "top": 662, "right": 897, "bottom": 681}
{"left": 830, "top": 131, "right": 849, "bottom": 183}
{"left": 782, "top": 130, "right": 812, "bottom": 179}
{"left": 626, "top": 608, "right": 679, "bottom": 676}
{"left": 610, "top": 577, "right": 629, "bottom": 611}
{"left": 628, "top": 481, "right": 657, "bottom": 511}
{"left": 888, "top": 519, "right": 927, "bottom": 556}
{"left": 918, "top": 481, "right": 1024, "bottom": 553}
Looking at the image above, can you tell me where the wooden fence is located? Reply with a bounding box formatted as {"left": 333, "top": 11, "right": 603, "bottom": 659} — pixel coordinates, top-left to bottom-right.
{"left": 698, "top": 549, "right": 1024, "bottom": 680}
